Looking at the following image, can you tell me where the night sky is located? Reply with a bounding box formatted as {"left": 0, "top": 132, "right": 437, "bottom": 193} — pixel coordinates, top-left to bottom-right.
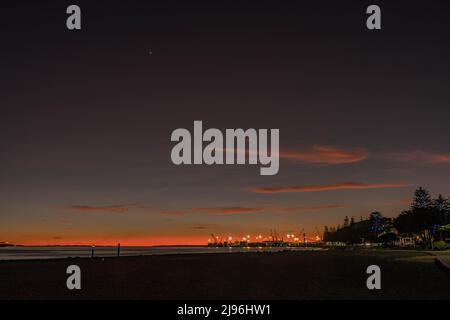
{"left": 1, "top": 1, "right": 450, "bottom": 245}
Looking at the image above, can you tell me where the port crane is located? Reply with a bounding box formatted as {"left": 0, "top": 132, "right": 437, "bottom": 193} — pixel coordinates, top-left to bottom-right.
{"left": 315, "top": 227, "right": 322, "bottom": 241}
{"left": 299, "top": 228, "right": 306, "bottom": 245}
{"left": 211, "top": 233, "right": 219, "bottom": 246}
{"left": 269, "top": 229, "right": 276, "bottom": 242}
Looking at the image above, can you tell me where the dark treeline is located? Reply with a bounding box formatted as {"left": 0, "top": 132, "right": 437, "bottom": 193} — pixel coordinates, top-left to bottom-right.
{"left": 323, "top": 187, "right": 450, "bottom": 249}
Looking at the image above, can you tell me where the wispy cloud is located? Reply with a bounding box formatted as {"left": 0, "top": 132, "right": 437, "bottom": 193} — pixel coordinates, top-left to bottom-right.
{"left": 276, "top": 204, "right": 350, "bottom": 212}
{"left": 51, "top": 203, "right": 141, "bottom": 213}
{"left": 434, "top": 154, "right": 450, "bottom": 163}
{"left": 251, "top": 182, "right": 409, "bottom": 194}
{"left": 386, "top": 150, "right": 450, "bottom": 164}
{"left": 161, "top": 204, "right": 348, "bottom": 216}
{"left": 160, "top": 210, "right": 189, "bottom": 216}
{"left": 191, "top": 224, "right": 217, "bottom": 230}
{"left": 161, "top": 207, "right": 264, "bottom": 216}
{"left": 281, "top": 146, "right": 368, "bottom": 165}
{"left": 218, "top": 145, "right": 367, "bottom": 165}
{"left": 194, "top": 207, "right": 264, "bottom": 215}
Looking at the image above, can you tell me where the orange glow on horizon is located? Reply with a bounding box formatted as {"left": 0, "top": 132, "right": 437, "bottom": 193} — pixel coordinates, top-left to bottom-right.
{"left": 14, "top": 236, "right": 209, "bottom": 247}
{"left": 11, "top": 234, "right": 323, "bottom": 247}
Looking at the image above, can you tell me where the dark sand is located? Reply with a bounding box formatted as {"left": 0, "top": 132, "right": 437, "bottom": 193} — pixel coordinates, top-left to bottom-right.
{"left": 0, "top": 250, "right": 449, "bottom": 299}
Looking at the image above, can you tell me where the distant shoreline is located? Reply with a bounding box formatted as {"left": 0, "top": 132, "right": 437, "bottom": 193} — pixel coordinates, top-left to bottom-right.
{"left": 0, "top": 246, "right": 325, "bottom": 261}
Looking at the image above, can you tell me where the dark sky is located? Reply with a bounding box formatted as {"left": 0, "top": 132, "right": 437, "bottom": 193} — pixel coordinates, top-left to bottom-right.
{"left": 1, "top": 0, "right": 450, "bottom": 245}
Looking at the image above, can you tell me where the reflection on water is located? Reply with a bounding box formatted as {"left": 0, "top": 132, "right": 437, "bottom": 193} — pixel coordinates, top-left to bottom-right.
{"left": 0, "top": 246, "right": 324, "bottom": 260}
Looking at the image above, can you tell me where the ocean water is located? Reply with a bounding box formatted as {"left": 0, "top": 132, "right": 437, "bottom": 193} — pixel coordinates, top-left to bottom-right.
{"left": 0, "top": 246, "right": 323, "bottom": 260}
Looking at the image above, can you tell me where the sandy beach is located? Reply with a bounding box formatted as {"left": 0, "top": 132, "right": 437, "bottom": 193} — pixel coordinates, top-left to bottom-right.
{"left": 0, "top": 250, "right": 449, "bottom": 300}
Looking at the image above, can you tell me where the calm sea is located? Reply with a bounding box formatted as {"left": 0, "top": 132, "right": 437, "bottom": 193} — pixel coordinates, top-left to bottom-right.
{"left": 0, "top": 246, "right": 324, "bottom": 260}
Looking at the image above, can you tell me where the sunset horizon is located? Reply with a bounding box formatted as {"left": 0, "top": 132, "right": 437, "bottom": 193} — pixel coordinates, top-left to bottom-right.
{"left": 1, "top": 0, "right": 449, "bottom": 305}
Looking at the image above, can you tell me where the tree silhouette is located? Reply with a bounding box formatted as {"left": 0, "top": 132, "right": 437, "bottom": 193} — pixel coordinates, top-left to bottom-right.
{"left": 369, "top": 212, "right": 383, "bottom": 237}
{"left": 432, "top": 194, "right": 450, "bottom": 241}
{"left": 343, "top": 216, "right": 349, "bottom": 228}
{"left": 433, "top": 194, "right": 449, "bottom": 224}
{"left": 411, "top": 187, "right": 432, "bottom": 210}
{"left": 350, "top": 216, "right": 355, "bottom": 226}
{"left": 324, "top": 187, "right": 450, "bottom": 248}
{"left": 395, "top": 187, "right": 438, "bottom": 248}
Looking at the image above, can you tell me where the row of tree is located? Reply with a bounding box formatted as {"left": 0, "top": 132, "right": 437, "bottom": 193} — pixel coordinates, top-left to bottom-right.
{"left": 323, "top": 187, "right": 450, "bottom": 248}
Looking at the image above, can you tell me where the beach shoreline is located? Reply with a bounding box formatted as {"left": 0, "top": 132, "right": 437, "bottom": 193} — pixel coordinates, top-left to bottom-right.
{"left": 0, "top": 250, "right": 448, "bottom": 300}
{"left": 0, "top": 245, "right": 326, "bottom": 261}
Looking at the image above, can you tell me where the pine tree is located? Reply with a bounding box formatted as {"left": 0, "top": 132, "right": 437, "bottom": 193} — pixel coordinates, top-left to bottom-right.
{"left": 343, "top": 216, "right": 349, "bottom": 228}
{"left": 411, "top": 187, "right": 432, "bottom": 210}
{"left": 369, "top": 212, "right": 383, "bottom": 236}
{"left": 409, "top": 187, "right": 435, "bottom": 248}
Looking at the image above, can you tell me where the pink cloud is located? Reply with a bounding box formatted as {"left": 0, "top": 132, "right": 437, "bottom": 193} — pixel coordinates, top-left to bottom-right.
{"left": 385, "top": 150, "right": 450, "bottom": 164}
{"left": 51, "top": 204, "right": 140, "bottom": 214}
{"left": 251, "top": 182, "right": 409, "bottom": 194}
{"left": 161, "top": 204, "right": 349, "bottom": 216}
{"left": 281, "top": 146, "right": 368, "bottom": 165}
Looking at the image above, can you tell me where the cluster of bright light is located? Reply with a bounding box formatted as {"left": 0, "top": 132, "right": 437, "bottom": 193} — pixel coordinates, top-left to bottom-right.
{"left": 208, "top": 232, "right": 322, "bottom": 243}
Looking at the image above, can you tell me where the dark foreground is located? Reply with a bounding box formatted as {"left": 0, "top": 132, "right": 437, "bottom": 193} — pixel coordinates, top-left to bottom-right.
{"left": 0, "top": 250, "right": 449, "bottom": 299}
